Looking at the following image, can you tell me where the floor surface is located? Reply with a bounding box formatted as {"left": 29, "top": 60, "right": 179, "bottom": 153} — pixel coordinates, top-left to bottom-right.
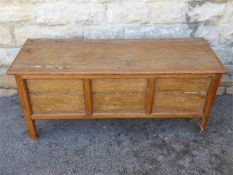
{"left": 0, "top": 95, "right": 232, "bottom": 175}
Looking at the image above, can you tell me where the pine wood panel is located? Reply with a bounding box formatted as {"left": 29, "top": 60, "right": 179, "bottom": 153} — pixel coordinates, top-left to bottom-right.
{"left": 30, "top": 93, "right": 84, "bottom": 114}
{"left": 7, "top": 39, "right": 227, "bottom": 75}
{"left": 93, "top": 93, "right": 145, "bottom": 113}
{"left": 153, "top": 92, "right": 206, "bottom": 113}
{"left": 92, "top": 79, "right": 146, "bottom": 93}
{"left": 92, "top": 79, "right": 146, "bottom": 113}
{"left": 156, "top": 78, "right": 211, "bottom": 92}
{"left": 26, "top": 79, "right": 83, "bottom": 93}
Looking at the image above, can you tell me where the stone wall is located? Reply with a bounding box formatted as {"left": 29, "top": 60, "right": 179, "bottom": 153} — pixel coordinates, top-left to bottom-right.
{"left": 0, "top": 0, "right": 233, "bottom": 96}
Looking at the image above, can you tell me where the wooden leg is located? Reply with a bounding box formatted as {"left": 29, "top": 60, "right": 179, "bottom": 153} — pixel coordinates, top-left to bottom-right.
{"left": 25, "top": 119, "right": 38, "bottom": 139}
{"left": 15, "top": 75, "right": 38, "bottom": 139}
{"left": 200, "top": 116, "right": 209, "bottom": 133}
{"left": 200, "top": 74, "right": 222, "bottom": 132}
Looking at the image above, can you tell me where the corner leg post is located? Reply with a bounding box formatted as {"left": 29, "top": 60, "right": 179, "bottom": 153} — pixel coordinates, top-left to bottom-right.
{"left": 15, "top": 75, "right": 38, "bottom": 139}
{"left": 25, "top": 119, "right": 38, "bottom": 140}
{"left": 199, "top": 74, "right": 222, "bottom": 132}
{"left": 199, "top": 115, "right": 209, "bottom": 133}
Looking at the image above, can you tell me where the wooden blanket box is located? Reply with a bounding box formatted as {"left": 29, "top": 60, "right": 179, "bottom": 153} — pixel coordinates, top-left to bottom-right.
{"left": 7, "top": 39, "right": 227, "bottom": 139}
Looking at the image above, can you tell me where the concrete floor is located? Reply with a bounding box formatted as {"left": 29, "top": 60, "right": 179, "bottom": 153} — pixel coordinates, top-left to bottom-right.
{"left": 0, "top": 95, "right": 232, "bottom": 175}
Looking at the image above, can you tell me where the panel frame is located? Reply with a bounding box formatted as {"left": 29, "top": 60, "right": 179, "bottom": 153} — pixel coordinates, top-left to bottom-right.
{"left": 16, "top": 73, "right": 219, "bottom": 139}
{"left": 83, "top": 79, "right": 93, "bottom": 115}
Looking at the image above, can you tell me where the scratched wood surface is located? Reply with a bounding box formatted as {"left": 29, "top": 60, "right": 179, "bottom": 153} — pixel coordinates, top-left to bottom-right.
{"left": 7, "top": 38, "right": 227, "bottom": 75}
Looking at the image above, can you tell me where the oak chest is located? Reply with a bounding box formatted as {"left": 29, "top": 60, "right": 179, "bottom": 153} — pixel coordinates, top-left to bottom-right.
{"left": 7, "top": 39, "right": 227, "bottom": 139}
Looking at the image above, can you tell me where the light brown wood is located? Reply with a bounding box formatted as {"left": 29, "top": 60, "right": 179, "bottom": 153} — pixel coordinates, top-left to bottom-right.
{"left": 15, "top": 75, "right": 38, "bottom": 139}
{"left": 153, "top": 92, "right": 207, "bottom": 113}
{"left": 200, "top": 74, "right": 222, "bottom": 130}
{"left": 93, "top": 93, "right": 145, "bottom": 113}
{"left": 20, "top": 74, "right": 213, "bottom": 79}
{"left": 26, "top": 79, "right": 83, "bottom": 93}
{"left": 7, "top": 39, "right": 227, "bottom": 75}
{"left": 92, "top": 79, "right": 146, "bottom": 113}
{"left": 156, "top": 78, "right": 211, "bottom": 92}
{"left": 83, "top": 79, "right": 93, "bottom": 115}
{"left": 31, "top": 112, "right": 203, "bottom": 120}
{"left": 92, "top": 79, "right": 146, "bottom": 93}
{"left": 145, "top": 79, "right": 155, "bottom": 114}
{"left": 29, "top": 93, "right": 84, "bottom": 114}
{"left": 7, "top": 39, "right": 227, "bottom": 139}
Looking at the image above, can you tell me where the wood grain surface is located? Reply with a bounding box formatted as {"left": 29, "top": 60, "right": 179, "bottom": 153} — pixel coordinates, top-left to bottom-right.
{"left": 7, "top": 39, "right": 227, "bottom": 75}
{"left": 92, "top": 79, "right": 146, "bottom": 93}
{"left": 156, "top": 78, "right": 210, "bottom": 92}
{"left": 92, "top": 79, "right": 146, "bottom": 113}
{"left": 153, "top": 92, "right": 206, "bottom": 113}
{"left": 83, "top": 79, "right": 93, "bottom": 115}
{"left": 15, "top": 75, "right": 38, "bottom": 139}
{"left": 26, "top": 79, "right": 83, "bottom": 93}
{"left": 6, "top": 39, "right": 228, "bottom": 138}
{"left": 93, "top": 93, "right": 145, "bottom": 113}
{"left": 30, "top": 93, "right": 84, "bottom": 114}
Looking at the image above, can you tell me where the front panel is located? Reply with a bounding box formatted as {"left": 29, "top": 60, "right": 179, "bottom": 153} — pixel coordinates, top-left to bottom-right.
{"left": 30, "top": 93, "right": 84, "bottom": 114}
{"left": 26, "top": 79, "right": 84, "bottom": 114}
{"left": 153, "top": 78, "right": 211, "bottom": 113}
{"left": 92, "top": 79, "right": 146, "bottom": 113}
{"left": 153, "top": 92, "right": 206, "bottom": 113}
{"left": 24, "top": 75, "right": 212, "bottom": 116}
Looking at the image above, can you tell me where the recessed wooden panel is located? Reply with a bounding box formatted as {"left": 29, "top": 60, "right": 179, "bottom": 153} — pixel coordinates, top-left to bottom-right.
{"left": 92, "top": 79, "right": 146, "bottom": 113}
{"left": 30, "top": 93, "right": 84, "bottom": 114}
{"left": 92, "top": 79, "right": 146, "bottom": 93}
{"left": 156, "top": 78, "right": 210, "bottom": 92}
{"left": 26, "top": 79, "right": 83, "bottom": 93}
{"left": 93, "top": 93, "right": 145, "bottom": 113}
{"left": 153, "top": 92, "right": 206, "bottom": 113}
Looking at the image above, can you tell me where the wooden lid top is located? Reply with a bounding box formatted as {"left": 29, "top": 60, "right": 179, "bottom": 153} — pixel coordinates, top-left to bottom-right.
{"left": 7, "top": 38, "right": 227, "bottom": 75}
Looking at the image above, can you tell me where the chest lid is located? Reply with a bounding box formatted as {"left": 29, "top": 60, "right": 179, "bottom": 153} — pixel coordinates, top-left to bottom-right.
{"left": 7, "top": 38, "right": 227, "bottom": 75}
